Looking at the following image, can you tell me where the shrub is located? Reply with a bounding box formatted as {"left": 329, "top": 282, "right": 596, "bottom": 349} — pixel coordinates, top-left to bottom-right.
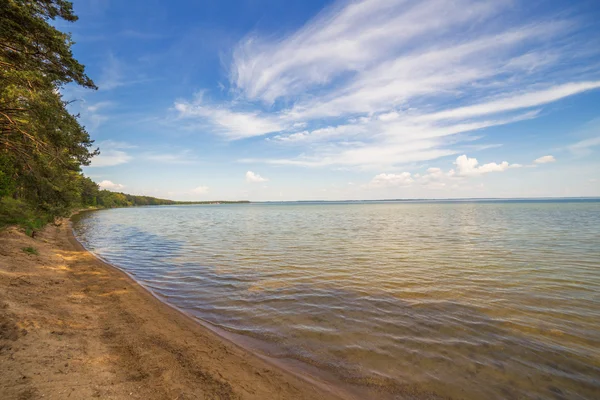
{"left": 22, "top": 246, "right": 39, "bottom": 255}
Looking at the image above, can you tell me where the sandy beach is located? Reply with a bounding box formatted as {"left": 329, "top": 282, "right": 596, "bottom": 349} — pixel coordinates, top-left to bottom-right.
{"left": 0, "top": 220, "right": 345, "bottom": 400}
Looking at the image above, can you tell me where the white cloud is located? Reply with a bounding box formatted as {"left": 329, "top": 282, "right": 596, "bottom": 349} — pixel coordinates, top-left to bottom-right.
{"left": 453, "top": 154, "right": 519, "bottom": 176}
{"left": 367, "top": 153, "right": 523, "bottom": 190}
{"left": 98, "top": 180, "right": 125, "bottom": 190}
{"left": 176, "top": 0, "right": 600, "bottom": 171}
{"left": 174, "top": 95, "right": 285, "bottom": 139}
{"left": 82, "top": 101, "right": 114, "bottom": 130}
{"left": 246, "top": 171, "right": 268, "bottom": 183}
{"left": 232, "top": 0, "right": 502, "bottom": 103}
{"left": 248, "top": 112, "right": 539, "bottom": 170}
{"left": 98, "top": 53, "right": 125, "bottom": 90}
{"left": 60, "top": 83, "right": 114, "bottom": 132}
{"left": 88, "top": 141, "right": 133, "bottom": 167}
{"left": 568, "top": 136, "right": 600, "bottom": 157}
{"left": 144, "top": 150, "right": 197, "bottom": 164}
{"left": 86, "top": 101, "right": 113, "bottom": 113}
{"left": 284, "top": 25, "right": 574, "bottom": 121}
{"left": 534, "top": 155, "right": 556, "bottom": 164}
{"left": 368, "top": 172, "right": 413, "bottom": 188}
{"left": 270, "top": 124, "right": 367, "bottom": 143}
{"left": 420, "top": 167, "right": 451, "bottom": 189}
{"left": 191, "top": 186, "right": 209, "bottom": 194}
{"left": 420, "top": 82, "right": 600, "bottom": 122}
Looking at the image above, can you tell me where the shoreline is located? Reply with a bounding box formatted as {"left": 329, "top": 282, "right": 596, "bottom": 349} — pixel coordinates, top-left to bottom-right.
{"left": 0, "top": 218, "right": 348, "bottom": 399}
{"left": 70, "top": 211, "right": 365, "bottom": 399}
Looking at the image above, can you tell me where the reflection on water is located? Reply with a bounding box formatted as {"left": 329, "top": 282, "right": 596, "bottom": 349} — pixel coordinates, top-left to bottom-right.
{"left": 72, "top": 200, "right": 600, "bottom": 399}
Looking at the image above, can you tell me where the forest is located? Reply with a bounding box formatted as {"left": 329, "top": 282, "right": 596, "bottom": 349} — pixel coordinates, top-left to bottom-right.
{"left": 0, "top": 0, "right": 241, "bottom": 231}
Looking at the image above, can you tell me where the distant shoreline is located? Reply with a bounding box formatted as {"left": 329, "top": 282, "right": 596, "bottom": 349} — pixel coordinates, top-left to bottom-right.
{"left": 261, "top": 197, "right": 600, "bottom": 203}
{"left": 193, "top": 197, "right": 599, "bottom": 204}
{"left": 88, "top": 196, "right": 600, "bottom": 207}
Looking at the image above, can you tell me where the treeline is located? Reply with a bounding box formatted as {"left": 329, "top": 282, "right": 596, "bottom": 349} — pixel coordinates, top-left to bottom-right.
{"left": 86, "top": 186, "right": 250, "bottom": 208}
{"left": 79, "top": 180, "right": 177, "bottom": 208}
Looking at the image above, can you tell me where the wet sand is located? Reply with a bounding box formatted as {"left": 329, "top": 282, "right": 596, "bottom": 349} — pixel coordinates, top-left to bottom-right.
{"left": 0, "top": 220, "right": 346, "bottom": 400}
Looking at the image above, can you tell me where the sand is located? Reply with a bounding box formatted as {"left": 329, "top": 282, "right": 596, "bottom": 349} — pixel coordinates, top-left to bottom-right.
{"left": 0, "top": 219, "right": 346, "bottom": 400}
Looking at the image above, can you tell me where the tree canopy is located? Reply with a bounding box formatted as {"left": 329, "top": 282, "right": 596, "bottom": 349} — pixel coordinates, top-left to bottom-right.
{"left": 1, "top": 0, "right": 98, "bottom": 226}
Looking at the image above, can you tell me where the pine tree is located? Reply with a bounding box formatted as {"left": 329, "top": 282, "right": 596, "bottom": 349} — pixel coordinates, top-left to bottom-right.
{"left": 1, "top": 0, "right": 98, "bottom": 224}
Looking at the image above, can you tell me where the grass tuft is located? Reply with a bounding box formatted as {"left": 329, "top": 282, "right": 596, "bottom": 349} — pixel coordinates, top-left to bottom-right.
{"left": 22, "top": 246, "right": 39, "bottom": 256}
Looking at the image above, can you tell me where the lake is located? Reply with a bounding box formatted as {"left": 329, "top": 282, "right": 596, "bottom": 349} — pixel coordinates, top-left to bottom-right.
{"left": 72, "top": 200, "right": 600, "bottom": 399}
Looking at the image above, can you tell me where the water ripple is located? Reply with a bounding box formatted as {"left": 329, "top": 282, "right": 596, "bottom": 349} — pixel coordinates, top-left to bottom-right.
{"left": 72, "top": 201, "right": 600, "bottom": 399}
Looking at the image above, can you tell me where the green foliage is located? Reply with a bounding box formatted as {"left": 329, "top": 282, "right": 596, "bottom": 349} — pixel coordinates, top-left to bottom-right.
{"left": 1, "top": 0, "right": 98, "bottom": 230}
{"left": 92, "top": 191, "right": 250, "bottom": 208}
{"left": 0, "top": 0, "right": 96, "bottom": 88}
{"left": 22, "top": 246, "right": 39, "bottom": 255}
{"left": 0, "top": 151, "right": 16, "bottom": 197}
{"left": 0, "top": 197, "right": 50, "bottom": 232}
{"left": 96, "top": 190, "right": 177, "bottom": 208}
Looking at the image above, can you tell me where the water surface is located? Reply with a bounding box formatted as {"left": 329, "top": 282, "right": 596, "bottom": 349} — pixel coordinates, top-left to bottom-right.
{"left": 73, "top": 200, "right": 600, "bottom": 399}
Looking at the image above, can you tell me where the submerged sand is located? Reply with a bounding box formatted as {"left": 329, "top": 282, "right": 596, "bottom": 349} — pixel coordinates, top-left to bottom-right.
{"left": 0, "top": 220, "right": 345, "bottom": 399}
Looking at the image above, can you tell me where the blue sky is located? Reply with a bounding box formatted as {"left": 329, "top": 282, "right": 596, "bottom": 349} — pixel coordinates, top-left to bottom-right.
{"left": 63, "top": 0, "right": 600, "bottom": 200}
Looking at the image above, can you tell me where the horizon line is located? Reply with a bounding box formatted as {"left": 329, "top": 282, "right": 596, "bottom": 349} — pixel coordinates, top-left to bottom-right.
{"left": 163, "top": 196, "right": 600, "bottom": 203}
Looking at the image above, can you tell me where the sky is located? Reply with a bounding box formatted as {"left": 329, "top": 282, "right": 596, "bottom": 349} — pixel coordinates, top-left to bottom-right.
{"left": 62, "top": 0, "right": 600, "bottom": 201}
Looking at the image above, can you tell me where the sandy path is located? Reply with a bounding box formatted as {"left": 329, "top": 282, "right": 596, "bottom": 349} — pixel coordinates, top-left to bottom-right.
{"left": 0, "top": 221, "right": 345, "bottom": 400}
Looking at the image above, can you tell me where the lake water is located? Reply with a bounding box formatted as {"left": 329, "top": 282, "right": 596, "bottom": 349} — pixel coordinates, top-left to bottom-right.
{"left": 72, "top": 200, "right": 600, "bottom": 399}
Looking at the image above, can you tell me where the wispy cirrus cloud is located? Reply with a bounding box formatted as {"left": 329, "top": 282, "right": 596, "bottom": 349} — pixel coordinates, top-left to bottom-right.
{"left": 534, "top": 155, "right": 556, "bottom": 164}
{"left": 88, "top": 140, "right": 134, "bottom": 167}
{"left": 174, "top": 94, "right": 286, "bottom": 139}
{"left": 566, "top": 119, "right": 600, "bottom": 157}
{"left": 231, "top": 0, "right": 503, "bottom": 104}
{"left": 98, "top": 53, "right": 155, "bottom": 91}
{"left": 419, "top": 82, "right": 600, "bottom": 123}
{"left": 81, "top": 100, "right": 114, "bottom": 131}
{"left": 173, "top": 0, "right": 600, "bottom": 171}
{"left": 569, "top": 137, "right": 600, "bottom": 156}
{"left": 98, "top": 53, "right": 126, "bottom": 91}
{"left": 144, "top": 149, "right": 198, "bottom": 164}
